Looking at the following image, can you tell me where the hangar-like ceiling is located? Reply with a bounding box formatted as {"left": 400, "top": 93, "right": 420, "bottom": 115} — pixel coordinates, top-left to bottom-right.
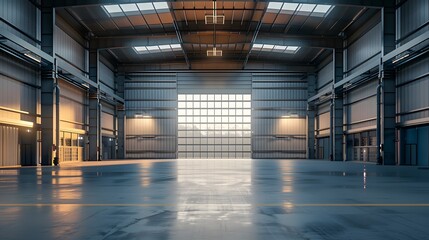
{"left": 54, "top": 0, "right": 382, "bottom": 69}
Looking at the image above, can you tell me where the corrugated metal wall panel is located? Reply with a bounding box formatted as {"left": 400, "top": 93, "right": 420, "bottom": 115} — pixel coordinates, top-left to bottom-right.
{"left": 317, "top": 61, "right": 333, "bottom": 90}
{"left": 347, "top": 23, "right": 381, "bottom": 73}
{"left": 252, "top": 74, "right": 307, "bottom": 159}
{"left": 125, "top": 74, "right": 177, "bottom": 159}
{"left": 346, "top": 80, "right": 377, "bottom": 130}
{"left": 101, "top": 103, "right": 115, "bottom": 136}
{"left": 399, "top": 0, "right": 429, "bottom": 44}
{"left": 59, "top": 80, "right": 85, "bottom": 130}
{"left": 99, "top": 62, "right": 115, "bottom": 90}
{"left": 55, "top": 26, "right": 86, "bottom": 73}
{"left": 397, "top": 57, "right": 429, "bottom": 124}
{"left": 0, "top": 52, "right": 38, "bottom": 123}
{"left": 0, "top": 125, "right": 19, "bottom": 166}
{"left": 177, "top": 72, "right": 252, "bottom": 94}
{"left": 0, "top": 0, "right": 38, "bottom": 43}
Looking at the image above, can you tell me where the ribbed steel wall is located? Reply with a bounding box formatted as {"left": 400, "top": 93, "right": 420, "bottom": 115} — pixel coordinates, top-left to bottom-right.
{"left": 399, "top": 0, "right": 429, "bottom": 44}
{"left": 58, "top": 80, "right": 85, "bottom": 131}
{"left": 55, "top": 23, "right": 86, "bottom": 74}
{"left": 0, "top": 51, "right": 38, "bottom": 124}
{"left": 177, "top": 72, "right": 252, "bottom": 94}
{"left": 125, "top": 73, "right": 177, "bottom": 159}
{"left": 345, "top": 79, "right": 378, "bottom": 131}
{"left": 397, "top": 57, "right": 429, "bottom": 125}
{"left": 346, "top": 23, "right": 381, "bottom": 74}
{"left": 100, "top": 62, "right": 115, "bottom": 90}
{"left": 101, "top": 102, "right": 115, "bottom": 136}
{"left": 317, "top": 61, "right": 333, "bottom": 92}
{"left": 252, "top": 74, "right": 307, "bottom": 159}
{"left": 0, "top": 125, "right": 19, "bottom": 166}
{"left": 0, "top": 0, "right": 38, "bottom": 43}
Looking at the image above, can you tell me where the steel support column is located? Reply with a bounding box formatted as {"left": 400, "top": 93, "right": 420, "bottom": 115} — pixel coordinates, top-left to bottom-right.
{"left": 332, "top": 48, "right": 344, "bottom": 161}
{"left": 40, "top": 0, "right": 57, "bottom": 166}
{"left": 116, "top": 74, "right": 126, "bottom": 159}
{"left": 380, "top": 5, "right": 396, "bottom": 165}
{"left": 88, "top": 49, "right": 101, "bottom": 161}
{"left": 307, "top": 73, "right": 316, "bottom": 159}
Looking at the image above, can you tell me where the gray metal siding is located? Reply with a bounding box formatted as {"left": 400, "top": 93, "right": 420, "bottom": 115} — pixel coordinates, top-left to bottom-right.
{"left": 0, "top": 0, "right": 38, "bottom": 43}
{"left": 55, "top": 26, "right": 86, "bottom": 73}
{"left": 397, "top": 57, "right": 429, "bottom": 125}
{"left": 100, "top": 62, "right": 115, "bottom": 90}
{"left": 252, "top": 74, "right": 307, "bottom": 159}
{"left": 399, "top": 0, "right": 429, "bottom": 44}
{"left": 347, "top": 23, "right": 381, "bottom": 73}
{"left": 317, "top": 61, "right": 333, "bottom": 91}
{"left": 125, "top": 74, "right": 177, "bottom": 159}
{"left": 0, "top": 52, "right": 38, "bottom": 123}
{"left": 345, "top": 79, "right": 378, "bottom": 131}
{"left": 177, "top": 72, "right": 252, "bottom": 94}
{"left": 58, "top": 80, "right": 85, "bottom": 131}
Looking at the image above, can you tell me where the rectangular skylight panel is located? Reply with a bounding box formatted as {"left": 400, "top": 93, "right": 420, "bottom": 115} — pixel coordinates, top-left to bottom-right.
{"left": 299, "top": 4, "right": 316, "bottom": 12}
{"left": 267, "top": 2, "right": 283, "bottom": 10}
{"left": 153, "top": 2, "right": 169, "bottom": 10}
{"left": 273, "top": 45, "right": 287, "bottom": 52}
{"left": 159, "top": 44, "right": 171, "bottom": 50}
{"left": 282, "top": 3, "right": 299, "bottom": 11}
{"left": 103, "top": 5, "right": 122, "bottom": 14}
{"left": 286, "top": 46, "right": 299, "bottom": 51}
{"left": 170, "top": 44, "right": 182, "bottom": 50}
{"left": 313, "top": 5, "right": 332, "bottom": 14}
{"left": 120, "top": 4, "right": 139, "bottom": 12}
{"left": 252, "top": 44, "right": 263, "bottom": 50}
{"left": 146, "top": 46, "right": 160, "bottom": 52}
{"left": 262, "top": 44, "right": 274, "bottom": 50}
{"left": 134, "top": 46, "right": 147, "bottom": 52}
{"left": 137, "top": 3, "right": 154, "bottom": 11}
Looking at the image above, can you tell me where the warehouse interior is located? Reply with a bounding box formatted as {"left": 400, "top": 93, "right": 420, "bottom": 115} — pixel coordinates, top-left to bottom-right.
{"left": 1, "top": 0, "right": 429, "bottom": 239}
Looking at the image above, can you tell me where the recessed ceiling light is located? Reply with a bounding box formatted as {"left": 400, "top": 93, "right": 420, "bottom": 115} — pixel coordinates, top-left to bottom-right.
{"left": 120, "top": 4, "right": 139, "bottom": 12}
{"left": 103, "top": 4, "right": 122, "bottom": 14}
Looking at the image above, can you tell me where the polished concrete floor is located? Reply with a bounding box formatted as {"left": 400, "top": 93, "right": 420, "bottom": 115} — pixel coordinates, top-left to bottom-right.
{"left": 1, "top": 159, "right": 429, "bottom": 240}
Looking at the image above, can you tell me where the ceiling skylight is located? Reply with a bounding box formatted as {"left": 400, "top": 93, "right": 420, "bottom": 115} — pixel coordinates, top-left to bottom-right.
{"left": 103, "top": 2, "right": 169, "bottom": 16}
{"left": 252, "top": 44, "right": 300, "bottom": 54}
{"left": 133, "top": 44, "right": 182, "bottom": 54}
{"left": 267, "top": 2, "right": 333, "bottom": 16}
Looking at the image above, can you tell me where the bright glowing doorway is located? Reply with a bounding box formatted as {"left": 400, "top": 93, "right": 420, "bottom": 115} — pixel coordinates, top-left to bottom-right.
{"left": 178, "top": 94, "right": 251, "bottom": 158}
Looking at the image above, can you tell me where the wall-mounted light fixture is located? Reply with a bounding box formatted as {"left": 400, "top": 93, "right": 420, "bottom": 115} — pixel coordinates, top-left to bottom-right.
{"left": 282, "top": 113, "right": 299, "bottom": 118}
{"left": 135, "top": 112, "right": 151, "bottom": 118}
{"left": 24, "top": 52, "right": 41, "bottom": 63}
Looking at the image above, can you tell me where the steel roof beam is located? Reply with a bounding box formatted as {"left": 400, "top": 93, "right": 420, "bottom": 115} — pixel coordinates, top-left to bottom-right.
{"left": 54, "top": 0, "right": 386, "bottom": 8}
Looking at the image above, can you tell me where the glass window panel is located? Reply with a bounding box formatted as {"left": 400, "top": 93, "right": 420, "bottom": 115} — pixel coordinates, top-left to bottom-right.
{"left": 229, "top": 102, "right": 236, "bottom": 108}
{"left": 243, "top": 102, "right": 251, "bottom": 108}
{"left": 178, "top": 102, "right": 186, "bottom": 108}
{"left": 243, "top": 109, "right": 251, "bottom": 115}
{"left": 243, "top": 116, "right": 251, "bottom": 123}
{"left": 194, "top": 102, "right": 200, "bottom": 108}
{"left": 243, "top": 95, "right": 251, "bottom": 101}
{"left": 201, "top": 116, "right": 207, "bottom": 123}
{"left": 222, "top": 94, "right": 228, "bottom": 100}
{"left": 201, "top": 109, "right": 208, "bottom": 115}
{"left": 208, "top": 109, "right": 214, "bottom": 115}
{"left": 222, "top": 109, "right": 229, "bottom": 115}
{"left": 194, "top": 109, "right": 200, "bottom": 115}
{"left": 201, "top": 102, "right": 207, "bottom": 108}
{"left": 178, "top": 109, "right": 186, "bottom": 115}
{"left": 236, "top": 94, "right": 243, "bottom": 101}
{"left": 178, "top": 95, "right": 186, "bottom": 101}
{"left": 193, "top": 94, "right": 200, "bottom": 101}
{"left": 229, "top": 117, "right": 236, "bottom": 123}
{"left": 215, "top": 95, "right": 221, "bottom": 101}
{"left": 222, "top": 102, "right": 228, "bottom": 108}
{"left": 229, "top": 94, "right": 236, "bottom": 101}
{"left": 229, "top": 109, "right": 236, "bottom": 115}
{"left": 215, "top": 102, "right": 222, "bottom": 108}
{"left": 208, "top": 94, "right": 215, "bottom": 100}
{"left": 236, "top": 109, "right": 243, "bottom": 115}
{"left": 186, "top": 109, "right": 193, "bottom": 115}
{"left": 222, "top": 117, "right": 228, "bottom": 122}
{"left": 236, "top": 102, "right": 243, "bottom": 108}
{"left": 215, "top": 109, "right": 222, "bottom": 115}
{"left": 201, "top": 94, "right": 207, "bottom": 101}
{"left": 186, "top": 95, "right": 193, "bottom": 101}
{"left": 186, "top": 102, "right": 193, "bottom": 108}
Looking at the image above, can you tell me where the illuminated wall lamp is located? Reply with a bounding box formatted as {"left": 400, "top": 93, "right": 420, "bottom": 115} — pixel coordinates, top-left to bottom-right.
{"left": 24, "top": 52, "right": 41, "bottom": 63}
{"left": 135, "top": 113, "right": 151, "bottom": 118}
{"left": 282, "top": 113, "right": 299, "bottom": 118}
